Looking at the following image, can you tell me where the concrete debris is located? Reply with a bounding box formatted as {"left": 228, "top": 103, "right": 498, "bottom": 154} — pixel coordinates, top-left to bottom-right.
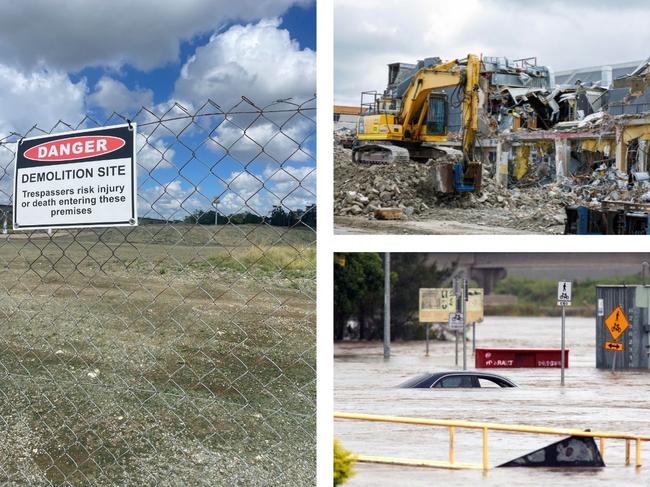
{"left": 334, "top": 128, "right": 355, "bottom": 148}
{"left": 335, "top": 142, "right": 650, "bottom": 232}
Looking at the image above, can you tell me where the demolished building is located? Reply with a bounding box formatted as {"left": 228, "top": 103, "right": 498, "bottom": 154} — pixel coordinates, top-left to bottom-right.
{"left": 335, "top": 54, "right": 650, "bottom": 234}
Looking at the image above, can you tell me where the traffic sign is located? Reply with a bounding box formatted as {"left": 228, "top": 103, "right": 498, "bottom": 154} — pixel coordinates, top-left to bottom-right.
{"left": 604, "top": 341, "right": 624, "bottom": 352}
{"left": 557, "top": 281, "right": 572, "bottom": 306}
{"left": 13, "top": 123, "right": 137, "bottom": 230}
{"left": 448, "top": 312, "right": 464, "bottom": 330}
{"left": 604, "top": 305, "right": 629, "bottom": 341}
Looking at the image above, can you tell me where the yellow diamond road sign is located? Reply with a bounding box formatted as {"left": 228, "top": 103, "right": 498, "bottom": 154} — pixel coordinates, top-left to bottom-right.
{"left": 604, "top": 305, "right": 629, "bottom": 341}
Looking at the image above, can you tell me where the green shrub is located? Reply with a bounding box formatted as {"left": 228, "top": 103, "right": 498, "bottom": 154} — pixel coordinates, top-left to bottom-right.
{"left": 334, "top": 438, "right": 356, "bottom": 486}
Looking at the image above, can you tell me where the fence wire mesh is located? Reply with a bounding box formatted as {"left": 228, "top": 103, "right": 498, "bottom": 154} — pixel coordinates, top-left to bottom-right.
{"left": 0, "top": 96, "right": 316, "bottom": 486}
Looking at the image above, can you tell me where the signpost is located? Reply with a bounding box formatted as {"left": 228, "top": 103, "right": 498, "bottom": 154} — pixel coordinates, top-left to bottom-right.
{"left": 13, "top": 124, "right": 137, "bottom": 230}
{"left": 419, "top": 287, "right": 455, "bottom": 359}
{"left": 419, "top": 286, "right": 484, "bottom": 364}
{"left": 462, "top": 278, "right": 468, "bottom": 371}
{"left": 604, "top": 305, "right": 629, "bottom": 372}
{"left": 384, "top": 253, "right": 390, "bottom": 359}
{"left": 557, "top": 281, "right": 572, "bottom": 385}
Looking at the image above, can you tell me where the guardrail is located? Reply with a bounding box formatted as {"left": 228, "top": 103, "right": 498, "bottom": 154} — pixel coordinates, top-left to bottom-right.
{"left": 335, "top": 412, "right": 650, "bottom": 470}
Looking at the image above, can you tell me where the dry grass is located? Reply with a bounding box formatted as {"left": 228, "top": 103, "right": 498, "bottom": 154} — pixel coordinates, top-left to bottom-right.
{"left": 0, "top": 224, "right": 316, "bottom": 486}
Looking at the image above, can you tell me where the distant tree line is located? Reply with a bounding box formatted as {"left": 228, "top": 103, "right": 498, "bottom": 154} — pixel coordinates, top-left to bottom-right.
{"left": 334, "top": 253, "right": 454, "bottom": 341}
{"left": 184, "top": 204, "right": 316, "bottom": 227}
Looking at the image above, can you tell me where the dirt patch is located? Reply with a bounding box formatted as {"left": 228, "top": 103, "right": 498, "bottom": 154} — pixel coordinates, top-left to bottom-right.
{"left": 0, "top": 224, "right": 315, "bottom": 486}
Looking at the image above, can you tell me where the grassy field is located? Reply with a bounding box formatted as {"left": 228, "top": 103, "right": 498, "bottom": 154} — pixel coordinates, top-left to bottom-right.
{"left": 0, "top": 224, "right": 316, "bottom": 486}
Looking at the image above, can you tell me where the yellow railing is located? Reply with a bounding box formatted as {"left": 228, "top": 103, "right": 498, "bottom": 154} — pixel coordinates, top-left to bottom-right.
{"left": 334, "top": 412, "right": 650, "bottom": 470}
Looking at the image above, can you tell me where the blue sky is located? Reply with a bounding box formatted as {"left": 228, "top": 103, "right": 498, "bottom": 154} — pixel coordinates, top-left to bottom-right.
{"left": 0, "top": 1, "right": 316, "bottom": 219}
{"left": 69, "top": 4, "right": 316, "bottom": 106}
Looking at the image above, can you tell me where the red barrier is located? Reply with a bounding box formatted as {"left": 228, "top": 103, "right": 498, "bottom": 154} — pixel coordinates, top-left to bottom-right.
{"left": 475, "top": 348, "right": 569, "bottom": 368}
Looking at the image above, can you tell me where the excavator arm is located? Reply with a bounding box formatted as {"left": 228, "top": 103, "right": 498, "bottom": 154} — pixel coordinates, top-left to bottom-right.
{"left": 353, "top": 54, "right": 482, "bottom": 193}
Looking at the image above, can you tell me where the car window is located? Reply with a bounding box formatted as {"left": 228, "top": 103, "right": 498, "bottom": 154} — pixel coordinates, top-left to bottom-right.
{"left": 399, "top": 374, "right": 431, "bottom": 388}
{"left": 437, "top": 375, "right": 475, "bottom": 388}
{"left": 478, "top": 378, "right": 502, "bottom": 388}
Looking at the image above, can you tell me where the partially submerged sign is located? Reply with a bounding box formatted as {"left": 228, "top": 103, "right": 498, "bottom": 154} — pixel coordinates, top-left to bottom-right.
{"left": 499, "top": 435, "right": 604, "bottom": 468}
{"left": 13, "top": 124, "right": 137, "bottom": 230}
{"left": 604, "top": 305, "right": 629, "bottom": 341}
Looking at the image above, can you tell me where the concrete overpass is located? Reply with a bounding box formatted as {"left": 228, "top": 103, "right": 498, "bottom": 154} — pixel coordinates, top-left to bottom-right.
{"left": 424, "top": 253, "right": 650, "bottom": 293}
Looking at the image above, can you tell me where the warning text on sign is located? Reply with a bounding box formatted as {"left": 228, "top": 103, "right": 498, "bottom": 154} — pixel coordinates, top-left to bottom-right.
{"left": 16, "top": 158, "right": 133, "bottom": 227}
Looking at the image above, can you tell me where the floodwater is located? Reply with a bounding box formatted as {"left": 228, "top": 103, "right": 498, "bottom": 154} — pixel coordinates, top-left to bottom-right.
{"left": 334, "top": 316, "right": 650, "bottom": 486}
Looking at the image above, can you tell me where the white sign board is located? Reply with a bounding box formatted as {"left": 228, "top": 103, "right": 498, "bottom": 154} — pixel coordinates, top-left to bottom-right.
{"left": 448, "top": 312, "right": 464, "bottom": 330}
{"left": 597, "top": 298, "right": 604, "bottom": 317}
{"left": 557, "top": 281, "right": 572, "bottom": 306}
{"left": 419, "top": 288, "right": 456, "bottom": 323}
{"left": 467, "top": 288, "right": 484, "bottom": 323}
{"left": 13, "top": 123, "right": 137, "bottom": 230}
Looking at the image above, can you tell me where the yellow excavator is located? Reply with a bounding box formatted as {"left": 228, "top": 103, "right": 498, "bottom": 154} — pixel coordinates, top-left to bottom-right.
{"left": 352, "top": 54, "right": 481, "bottom": 193}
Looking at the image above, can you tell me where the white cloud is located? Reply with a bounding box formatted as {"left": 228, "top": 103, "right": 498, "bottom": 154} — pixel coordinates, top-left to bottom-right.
{"left": 88, "top": 77, "right": 153, "bottom": 115}
{"left": 136, "top": 137, "right": 175, "bottom": 172}
{"left": 211, "top": 116, "right": 314, "bottom": 164}
{"left": 174, "top": 18, "right": 315, "bottom": 107}
{"left": 334, "top": 0, "right": 650, "bottom": 105}
{"left": 0, "top": 1, "right": 312, "bottom": 72}
{"left": 216, "top": 164, "right": 315, "bottom": 215}
{"left": 0, "top": 64, "right": 86, "bottom": 135}
{"left": 0, "top": 144, "right": 16, "bottom": 204}
{"left": 138, "top": 180, "right": 205, "bottom": 219}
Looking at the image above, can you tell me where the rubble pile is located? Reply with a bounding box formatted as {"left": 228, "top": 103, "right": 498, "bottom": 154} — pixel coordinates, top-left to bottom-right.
{"left": 572, "top": 163, "right": 650, "bottom": 203}
{"left": 334, "top": 141, "right": 650, "bottom": 232}
{"left": 334, "top": 145, "right": 576, "bottom": 224}
{"left": 422, "top": 168, "right": 586, "bottom": 229}
{"left": 334, "top": 146, "right": 437, "bottom": 216}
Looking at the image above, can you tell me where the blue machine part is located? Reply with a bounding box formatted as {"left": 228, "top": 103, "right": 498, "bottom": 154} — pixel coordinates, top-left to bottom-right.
{"left": 577, "top": 206, "right": 589, "bottom": 235}
{"left": 453, "top": 162, "right": 475, "bottom": 192}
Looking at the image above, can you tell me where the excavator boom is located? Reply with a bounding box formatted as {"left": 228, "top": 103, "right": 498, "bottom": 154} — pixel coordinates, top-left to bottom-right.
{"left": 353, "top": 54, "right": 482, "bottom": 193}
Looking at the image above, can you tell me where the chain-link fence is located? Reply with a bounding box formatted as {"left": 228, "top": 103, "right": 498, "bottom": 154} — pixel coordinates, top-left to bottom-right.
{"left": 0, "top": 96, "right": 316, "bottom": 486}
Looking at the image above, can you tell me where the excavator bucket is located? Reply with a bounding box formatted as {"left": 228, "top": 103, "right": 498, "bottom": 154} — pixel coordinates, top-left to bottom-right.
{"left": 430, "top": 161, "right": 482, "bottom": 193}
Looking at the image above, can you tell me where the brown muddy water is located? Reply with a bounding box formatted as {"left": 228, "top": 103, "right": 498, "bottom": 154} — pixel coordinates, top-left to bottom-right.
{"left": 334, "top": 316, "right": 650, "bottom": 486}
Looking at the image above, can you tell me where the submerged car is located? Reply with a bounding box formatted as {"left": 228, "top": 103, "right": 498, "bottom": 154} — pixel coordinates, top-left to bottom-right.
{"left": 399, "top": 371, "right": 517, "bottom": 389}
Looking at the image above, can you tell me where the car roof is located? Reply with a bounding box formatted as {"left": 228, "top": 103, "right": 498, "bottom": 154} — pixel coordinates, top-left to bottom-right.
{"left": 399, "top": 371, "right": 517, "bottom": 388}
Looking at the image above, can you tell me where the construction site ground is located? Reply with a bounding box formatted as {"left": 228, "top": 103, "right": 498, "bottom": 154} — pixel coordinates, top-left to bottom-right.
{"left": 335, "top": 212, "right": 539, "bottom": 235}
{"left": 334, "top": 143, "right": 650, "bottom": 235}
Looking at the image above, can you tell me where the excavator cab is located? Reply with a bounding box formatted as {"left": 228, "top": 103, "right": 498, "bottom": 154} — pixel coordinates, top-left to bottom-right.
{"left": 425, "top": 94, "right": 448, "bottom": 136}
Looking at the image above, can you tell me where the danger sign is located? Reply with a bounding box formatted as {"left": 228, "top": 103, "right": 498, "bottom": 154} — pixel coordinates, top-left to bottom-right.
{"left": 13, "top": 124, "right": 137, "bottom": 230}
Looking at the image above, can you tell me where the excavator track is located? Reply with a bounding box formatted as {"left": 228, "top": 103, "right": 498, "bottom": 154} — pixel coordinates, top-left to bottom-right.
{"left": 352, "top": 144, "right": 410, "bottom": 164}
